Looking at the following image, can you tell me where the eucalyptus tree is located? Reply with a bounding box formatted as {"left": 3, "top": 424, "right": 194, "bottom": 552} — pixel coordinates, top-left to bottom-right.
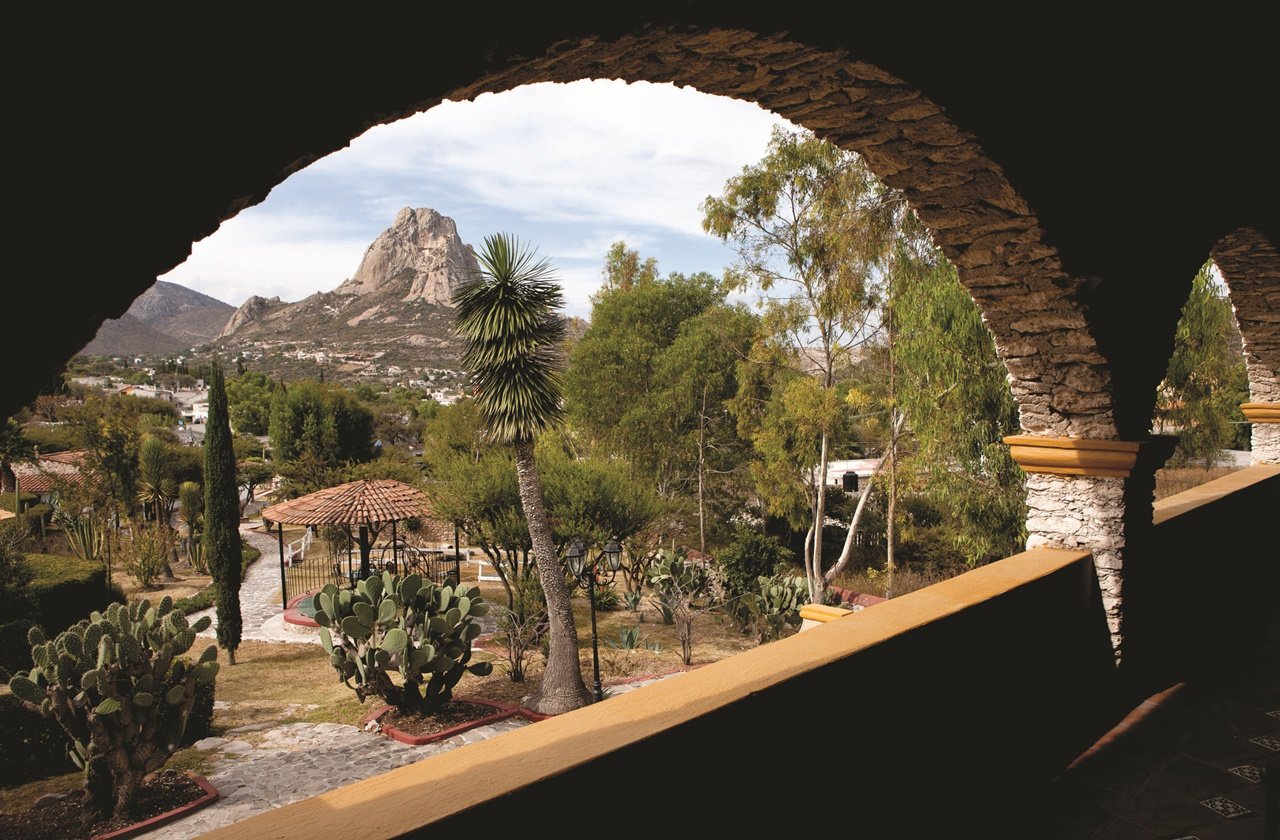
{"left": 704, "top": 126, "right": 896, "bottom": 603}
{"left": 453, "top": 233, "right": 591, "bottom": 713}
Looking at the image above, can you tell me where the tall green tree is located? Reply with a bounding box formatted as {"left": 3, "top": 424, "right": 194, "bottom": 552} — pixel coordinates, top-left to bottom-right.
{"left": 704, "top": 126, "right": 895, "bottom": 604}
{"left": 225, "top": 370, "right": 279, "bottom": 435}
{"left": 1156, "top": 261, "right": 1250, "bottom": 466}
{"left": 889, "top": 218, "right": 1025, "bottom": 566}
{"left": 453, "top": 233, "right": 592, "bottom": 713}
{"left": 267, "top": 380, "right": 375, "bottom": 466}
{"left": 68, "top": 396, "right": 144, "bottom": 517}
{"left": 652, "top": 304, "right": 759, "bottom": 554}
{"left": 565, "top": 261, "right": 721, "bottom": 493}
{"left": 203, "top": 361, "right": 242, "bottom": 664}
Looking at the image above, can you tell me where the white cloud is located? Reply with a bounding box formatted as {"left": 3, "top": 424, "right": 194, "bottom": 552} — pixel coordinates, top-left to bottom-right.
{"left": 161, "top": 79, "right": 793, "bottom": 311}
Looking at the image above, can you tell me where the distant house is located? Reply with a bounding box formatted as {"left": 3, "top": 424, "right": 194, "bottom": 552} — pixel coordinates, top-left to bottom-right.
{"left": 181, "top": 399, "right": 209, "bottom": 423}
{"left": 7, "top": 449, "right": 91, "bottom": 504}
{"left": 173, "top": 388, "right": 210, "bottom": 422}
{"left": 119, "top": 383, "right": 175, "bottom": 402}
{"left": 822, "top": 458, "right": 882, "bottom": 494}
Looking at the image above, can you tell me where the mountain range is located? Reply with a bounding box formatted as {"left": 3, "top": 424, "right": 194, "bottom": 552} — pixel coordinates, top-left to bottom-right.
{"left": 82, "top": 281, "right": 235, "bottom": 356}
{"left": 78, "top": 208, "right": 480, "bottom": 384}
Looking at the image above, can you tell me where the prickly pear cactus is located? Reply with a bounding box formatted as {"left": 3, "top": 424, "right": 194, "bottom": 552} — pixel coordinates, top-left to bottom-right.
{"left": 7, "top": 597, "right": 219, "bottom": 819}
{"left": 312, "top": 571, "right": 492, "bottom": 716}
{"left": 752, "top": 574, "right": 808, "bottom": 642}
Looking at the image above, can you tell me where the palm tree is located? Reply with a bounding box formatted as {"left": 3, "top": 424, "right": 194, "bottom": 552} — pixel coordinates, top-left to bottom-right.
{"left": 453, "top": 233, "right": 592, "bottom": 713}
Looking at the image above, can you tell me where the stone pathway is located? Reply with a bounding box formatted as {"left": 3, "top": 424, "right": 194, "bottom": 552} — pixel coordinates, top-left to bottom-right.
{"left": 158, "top": 717, "right": 531, "bottom": 839}
{"left": 190, "top": 524, "right": 318, "bottom": 645}
{"left": 152, "top": 672, "right": 685, "bottom": 838}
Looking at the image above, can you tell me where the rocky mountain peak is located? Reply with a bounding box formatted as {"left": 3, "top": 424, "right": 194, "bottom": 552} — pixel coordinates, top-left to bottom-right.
{"left": 335, "top": 207, "right": 478, "bottom": 305}
{"left": 220, "top": 295, "right": 283, "bottom": 338}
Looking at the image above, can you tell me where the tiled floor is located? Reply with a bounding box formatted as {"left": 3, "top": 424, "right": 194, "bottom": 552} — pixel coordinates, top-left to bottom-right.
{"left": 1038, "top": 615, "right": 1279, "bottom": 839}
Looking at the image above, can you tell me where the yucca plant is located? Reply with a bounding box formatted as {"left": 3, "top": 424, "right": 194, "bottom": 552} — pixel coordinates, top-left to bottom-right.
{"left": 453, "top": 233, "right": 590, "bottom": 714}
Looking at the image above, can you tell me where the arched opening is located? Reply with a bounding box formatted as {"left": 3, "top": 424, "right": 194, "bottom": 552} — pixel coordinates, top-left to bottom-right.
{"left": 1150, "top": 257, "right": 1251, "bottom": 496}
{"left": 1211, "top": 228, "right": 1280, "bottom": 466}
{"left": 5, "top": 19, "right": 1277, "bottom": 840}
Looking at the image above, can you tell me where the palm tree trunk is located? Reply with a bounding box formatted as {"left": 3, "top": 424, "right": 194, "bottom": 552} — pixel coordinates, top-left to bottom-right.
{"left": 513, "top": 440, "right": 591, "bottom": 713}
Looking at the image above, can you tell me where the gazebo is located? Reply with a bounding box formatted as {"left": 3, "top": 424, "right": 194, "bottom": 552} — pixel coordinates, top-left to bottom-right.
{"left": 260, "top": 479, "right": 446, "bottom": 609}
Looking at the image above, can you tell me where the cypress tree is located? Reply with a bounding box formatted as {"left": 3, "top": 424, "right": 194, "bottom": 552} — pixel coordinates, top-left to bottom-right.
{"left": 203, "top": 360, "right": 242, "bottom": 664}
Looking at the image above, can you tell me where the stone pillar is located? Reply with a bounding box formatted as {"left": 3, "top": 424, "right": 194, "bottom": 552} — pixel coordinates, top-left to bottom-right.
{"left": 1241, "top": 403, "right": 1280, "bottom": 464}
{"left": 1005, "top": 435, "right": 1176, "bottom": 663}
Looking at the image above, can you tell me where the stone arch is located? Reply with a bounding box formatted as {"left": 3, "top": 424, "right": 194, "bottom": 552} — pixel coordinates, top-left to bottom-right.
{"left": 153, "top": 28, "right": 1116, "bottom": 442}
{"left": 423, "top": 30, "right": 1116, "bottom": 438}
{"left": 1211, "top": 227, "right": 1280, "bottom": 463}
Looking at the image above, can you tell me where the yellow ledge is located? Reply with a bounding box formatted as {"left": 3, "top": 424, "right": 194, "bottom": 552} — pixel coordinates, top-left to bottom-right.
{"left": 1241, "top": 402, "right": 1280, "bottom": 423}
{"left": 799, "top": 603, "right": 853, "bottom": 624}
{"left": 202, "top": 547, "right": 1090, "bottom": 840}
{"left": 1153, "top": 463, "right": 1280, "bottom": 525}
{"left": 1003, "top": 435, "right": 1139, "bottom": 478}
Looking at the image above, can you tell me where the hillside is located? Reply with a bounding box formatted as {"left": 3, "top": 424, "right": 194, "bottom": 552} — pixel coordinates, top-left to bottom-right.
{"left": 80, "top": 280, "right": 234, "bottom": 356}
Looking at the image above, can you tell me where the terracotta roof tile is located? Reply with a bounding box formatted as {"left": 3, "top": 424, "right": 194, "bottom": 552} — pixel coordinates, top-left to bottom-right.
{"left": 261, "top": 479, "right": 431, "bottom": 526}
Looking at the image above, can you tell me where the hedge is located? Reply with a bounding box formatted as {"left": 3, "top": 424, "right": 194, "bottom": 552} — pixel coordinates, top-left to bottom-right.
{"left": 0, "top": 492, "right": 37, "bottom": 513}
{"left": 0, "top": 554, "right": 125, "bottom": 678}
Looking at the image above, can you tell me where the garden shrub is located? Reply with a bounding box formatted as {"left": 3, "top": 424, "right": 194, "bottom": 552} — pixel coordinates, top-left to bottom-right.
{"left": 714, "top": 527, "right": 793, "bottom": 631}
{"left": 0, "top": 692, "right": 72, "bottom": 787}
{"left": 0, "top": 492, "right": 37, "bottom": 513}
{"left": 492, "top": 572, "right": 545, "bottom": 683}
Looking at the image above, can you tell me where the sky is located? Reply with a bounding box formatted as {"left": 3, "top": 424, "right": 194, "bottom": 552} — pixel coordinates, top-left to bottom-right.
{"left": 160, "top": 80, "right": 795, "bottom": 319}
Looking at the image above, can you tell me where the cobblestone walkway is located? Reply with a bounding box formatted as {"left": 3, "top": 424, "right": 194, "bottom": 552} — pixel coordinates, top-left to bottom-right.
{"left": 151, "top": 672, "right": 684, "bottom": 838}
{"left": 191, "top": 524, "right": 317, "bottom": 645}
{"left": 158, "top": 717, "right": 531, "bottom": 839}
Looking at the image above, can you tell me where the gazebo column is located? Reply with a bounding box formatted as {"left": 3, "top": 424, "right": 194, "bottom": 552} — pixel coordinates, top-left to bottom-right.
{"left": 1005, "top": 435, "right": 1176, "bottom": 664}
{"left": 274, "top": 520, "right": 288, "bottom": 610}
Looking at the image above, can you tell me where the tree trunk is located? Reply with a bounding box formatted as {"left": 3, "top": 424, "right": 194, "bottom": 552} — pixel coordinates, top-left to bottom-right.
{"left": 810, "top": 429, "right": 830, "bottom": 605}
{"left": 697, "top": 388, "right": 707, "bottom": 558}
{"left": 513, "top": 440, "right": 591, "bottom": 713}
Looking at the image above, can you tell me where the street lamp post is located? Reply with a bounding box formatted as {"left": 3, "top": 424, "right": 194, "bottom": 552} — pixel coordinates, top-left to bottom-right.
{"left": 565, "top": 537, "right": 623, "bottom": 702}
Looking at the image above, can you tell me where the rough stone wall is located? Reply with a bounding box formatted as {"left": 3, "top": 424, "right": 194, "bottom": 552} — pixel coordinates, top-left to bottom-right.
{"left": 445, "top": 29, "right": 1117, "bottom": 439}
{"left": 1212, "top": 228, "right": 1280, "bottom": 463}
{"left": 1025, "top": 474, "right": 1126, "bottom": 652}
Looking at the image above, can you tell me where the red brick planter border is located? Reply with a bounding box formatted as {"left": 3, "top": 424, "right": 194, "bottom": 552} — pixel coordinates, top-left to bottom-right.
{"left": 90, "top": 773, "right": 219, "bottom": 840}
{"left": 364, "top": 697, "right": 519, "bottom": 746}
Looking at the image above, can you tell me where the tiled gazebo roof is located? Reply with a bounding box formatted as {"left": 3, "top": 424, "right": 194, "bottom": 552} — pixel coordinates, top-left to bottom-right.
{"left": 260, "top": 479, "right": 430, "bottom": 526}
